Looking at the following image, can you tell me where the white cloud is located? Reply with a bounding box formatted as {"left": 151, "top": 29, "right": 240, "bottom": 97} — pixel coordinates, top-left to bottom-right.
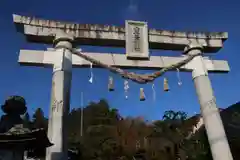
{"left": 128, "top": 0, "right": 139, "bottom": 12}
{"left": 121, "top": 0, "right": 142, "bottom": 21}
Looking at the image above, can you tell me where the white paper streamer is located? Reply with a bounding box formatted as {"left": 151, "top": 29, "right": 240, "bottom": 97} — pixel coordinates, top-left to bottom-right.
{"left": 124, "top": 80, "right": 129, "bottom": 99}
{"left": 176, "top": 68, "right": 182, "bottom": 86}
{"left": 89, "top": 63, "right": 93, "bottom": 83}
{"left": 152, "top": 83, "right": 156, "bottom": 102}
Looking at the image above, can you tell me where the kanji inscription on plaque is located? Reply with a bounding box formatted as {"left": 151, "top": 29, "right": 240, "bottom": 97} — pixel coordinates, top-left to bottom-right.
{"left": 125, "top": 20, "right": 149, "bottom": 59}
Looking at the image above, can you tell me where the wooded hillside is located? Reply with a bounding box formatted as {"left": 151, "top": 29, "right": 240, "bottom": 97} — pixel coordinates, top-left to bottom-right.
{"left": 24, "top": 100, "right": 240, "bottom": 160}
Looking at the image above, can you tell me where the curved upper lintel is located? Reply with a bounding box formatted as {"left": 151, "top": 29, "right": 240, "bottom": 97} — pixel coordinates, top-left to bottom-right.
{"left": 13, "top": 14, "right": 228, "bottom": 53}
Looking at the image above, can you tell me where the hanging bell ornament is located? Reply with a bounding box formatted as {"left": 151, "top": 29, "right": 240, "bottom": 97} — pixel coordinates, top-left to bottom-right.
{"left": 163, "top": 78, "right": 170, "bottom": 92}
{"left": 108, "top": 76, "right": 114, "bottom": 91}
{"left": 140, "top": 88, "right": 146, "bottom": 101}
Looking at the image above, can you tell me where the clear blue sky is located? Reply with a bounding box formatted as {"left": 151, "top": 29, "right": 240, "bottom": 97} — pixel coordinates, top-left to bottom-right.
{"left": 0, "top": 0, "right": 240, "bottom": 121}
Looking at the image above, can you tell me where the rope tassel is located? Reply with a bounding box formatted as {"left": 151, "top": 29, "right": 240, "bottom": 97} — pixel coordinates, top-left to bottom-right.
{"left": 140, "top": 88, "right": 146, "bottom": 101}
{"left": 163, "top": 78, "right": 170, "bottom": 92}
{"left": 108, "top": 76, "right": 114, "bottom": 91}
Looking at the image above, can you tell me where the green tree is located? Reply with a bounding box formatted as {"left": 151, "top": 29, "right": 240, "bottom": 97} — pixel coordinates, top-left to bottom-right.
{"left": 23, "top": 112, "right": 30, "bottom": 122}
{"left": 22, "top": 112, "right": 31, "bottom": 128}
{"left": 32, "top": 108, "right": 48, "bottom": 130}
{"left": 184, "top": 128, "right": 213, "bottom": 160}
{"left": 151, "top": 110, "right": 190, "bottom": 159}
{"left": 66, "top": 102, "right": 215, "bottom": 159}
{"left": 67, "top": 99, "right": 122, "bottom": 159}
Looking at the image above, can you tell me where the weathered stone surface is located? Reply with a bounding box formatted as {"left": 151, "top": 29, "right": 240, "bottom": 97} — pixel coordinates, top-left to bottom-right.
{"left": 13, "top": 14, "right": 228, "bottom": 53}
{"left": 18, "top": 49, "right": 230, "bottom": 72}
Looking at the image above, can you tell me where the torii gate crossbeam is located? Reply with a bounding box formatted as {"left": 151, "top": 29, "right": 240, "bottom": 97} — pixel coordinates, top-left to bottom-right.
{"left": 18, "top": 49, "right": 230, "bottom": 72}
{"left": 13, "top": 14, "right": 227, "bottom": 53}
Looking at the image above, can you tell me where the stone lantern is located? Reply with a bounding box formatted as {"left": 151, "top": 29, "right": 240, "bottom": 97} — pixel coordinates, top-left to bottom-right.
{"left": 0, "top": 95, "right": 53, "bottom": 160}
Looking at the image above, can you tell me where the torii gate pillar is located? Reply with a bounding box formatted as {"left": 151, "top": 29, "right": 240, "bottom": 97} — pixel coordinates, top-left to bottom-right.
{"left": 185, "top": 43, "right": 233, "bottom": 160}
{"left": 46, "top": 32, "right": 73, "bottom": 160}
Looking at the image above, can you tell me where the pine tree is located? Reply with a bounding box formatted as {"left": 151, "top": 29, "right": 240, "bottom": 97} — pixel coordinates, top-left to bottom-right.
{"left": 22, "top": 112, "right": 31, "bottom": 128}
{"left": 32, "top": 108, "right": 47, "bottom": 130}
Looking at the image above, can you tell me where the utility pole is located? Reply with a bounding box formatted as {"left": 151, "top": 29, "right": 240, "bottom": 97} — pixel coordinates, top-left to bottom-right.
{"left": 80, "top": 92, "right": 83, "bottom": 137}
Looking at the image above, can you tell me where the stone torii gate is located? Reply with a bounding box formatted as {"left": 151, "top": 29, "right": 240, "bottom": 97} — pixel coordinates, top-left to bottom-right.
{"left": 13, "top": 14, "right": 233, "bottom": 160}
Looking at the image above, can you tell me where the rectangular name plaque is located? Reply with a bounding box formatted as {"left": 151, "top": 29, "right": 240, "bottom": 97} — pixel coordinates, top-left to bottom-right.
{"left": 125, "top": 20, "right": 149, "bottom": 60}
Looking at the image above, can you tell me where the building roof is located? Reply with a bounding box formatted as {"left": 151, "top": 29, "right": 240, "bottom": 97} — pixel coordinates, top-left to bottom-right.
{"left": 0, "top": 128, "right": 53, "bottom": 150}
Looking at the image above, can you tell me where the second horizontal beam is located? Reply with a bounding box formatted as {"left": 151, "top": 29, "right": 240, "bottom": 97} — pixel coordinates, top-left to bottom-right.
{"left": 18, "top": 49, "right": 230, "bottom": 72}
